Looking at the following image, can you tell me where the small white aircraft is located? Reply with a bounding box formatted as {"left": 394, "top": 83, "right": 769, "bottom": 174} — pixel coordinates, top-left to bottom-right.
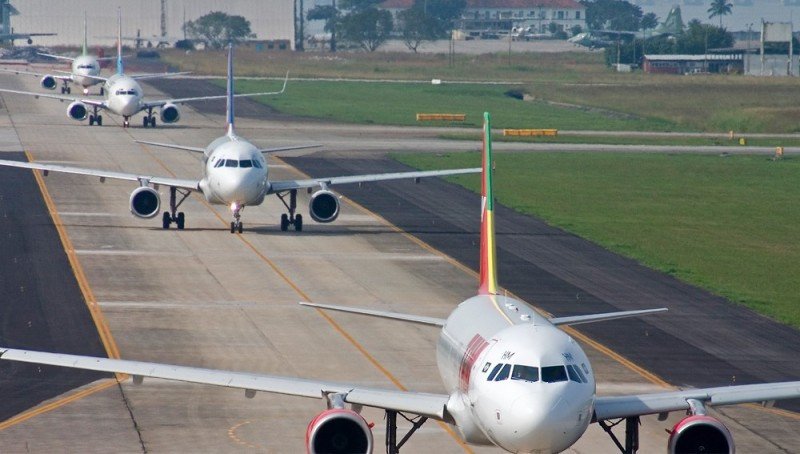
{"left": 0, "top": 12, "right": 115, "bottom": 95}
{"left": 0, "top": 45, "right": 479, "bottom": 233}
{"left": 0, "top": 9, "right": 269, "bottom": 129}
{"left": 2, "top": 113, "right": 798, "bottom": 453}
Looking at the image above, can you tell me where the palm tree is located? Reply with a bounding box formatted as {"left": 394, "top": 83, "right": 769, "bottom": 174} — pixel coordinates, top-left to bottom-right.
{"left": 707, "top": 0, "right": 732, "bottom": 28}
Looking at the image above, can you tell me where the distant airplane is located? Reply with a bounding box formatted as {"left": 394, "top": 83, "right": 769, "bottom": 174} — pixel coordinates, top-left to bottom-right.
{"left": 0, "top": 0, "right": 56, "bottom": 45}
{"left": 0, "top": 12, "right": 115, "bottom": 95}
{"left": 0, "top": 44, "right": 479, "bottom": 233}
{"left": 0, "top": 8, "right": 270, "bottom": 128}
{"left": 3, "top": 113, "right": 797, "bottom": 453}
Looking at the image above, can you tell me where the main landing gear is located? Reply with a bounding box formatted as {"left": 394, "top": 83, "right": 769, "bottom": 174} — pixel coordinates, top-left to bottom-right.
{"left": 385, "top": 410, "right": 428, "bottom": 454}
{"left": 99, "top": 86, "right": 105, "bottom": 96}
{"left": 142, "top": 107, "right": 156, "bottom": 128}
{"left": 161, "top": 186, "right": 190, "bottom": 230}
{"left": 598, "top": 416, "right": 640, "bottom": 454}
{"left": 276, "top": 189, "right": 303, "bottom": 232}
{"left": 60, "top": 82, "right": 71, "bottom": 94}
{"left": 230, "top": 203, "right": 244, "bottom": 234}
{"left": 88, "top": 106, "right": 103, "bottom": 126}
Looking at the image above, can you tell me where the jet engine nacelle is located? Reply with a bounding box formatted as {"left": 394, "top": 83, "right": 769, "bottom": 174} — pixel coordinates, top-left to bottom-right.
{"left": 309, "top": 190, "right": 340, "bottom": 223}
{"left": 159, "top": 103, "right": 180, "bottom": 124}
{"left": 668, "top": 415, "right": 734, "bottom": 454}
{"left": 305, "top": 408, "right": 373, "bottom": 454}
{"left": 40, "top": 75, "right": 57, "bottom": 90}
{"left": 66, "top": 101, "right": 89, "bottom": 121}
{"left": 129, "top": 187, "right": 161, "bottom": 219}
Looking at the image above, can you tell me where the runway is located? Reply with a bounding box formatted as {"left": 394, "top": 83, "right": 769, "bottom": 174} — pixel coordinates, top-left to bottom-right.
{"left": 0, "top": 72, "right": 796, "bottom": 453}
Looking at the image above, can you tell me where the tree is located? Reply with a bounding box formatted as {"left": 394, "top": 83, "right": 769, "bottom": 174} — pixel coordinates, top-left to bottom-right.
{"left": 338, "top": 7, "right": 393, "bottom": 51}
{"left": 707, "top": 0, "right": 732, "bottom": 28}
{"left": 678, "top": 19, "right": 732, "bottom": 53}
{"left": 398, "top": 8, "right": 436, "bottom": 52}
{"left": 307, "top": 4, "right": 339, "bottom": 51}
{"left": 581, "top": 0, "right": 643, "bottom": 32}
{"left": 640, "top": 12, "right": 658, "bottom": 32}
{"left": 183, "top": 11, "right": 255, "bottom": 49}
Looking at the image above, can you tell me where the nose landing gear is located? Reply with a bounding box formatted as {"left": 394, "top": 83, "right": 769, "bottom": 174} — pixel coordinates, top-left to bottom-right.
{"left": 230, "top": 203, "right": 244, "bottom": 234}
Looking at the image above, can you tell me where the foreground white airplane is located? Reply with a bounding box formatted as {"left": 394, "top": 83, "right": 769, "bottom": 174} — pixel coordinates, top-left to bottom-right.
{"left": 3, "top": 113, "right": 798, "bottom": 453}
{"left": 0, "top": 12, "right": 115, "bottom": 95}
{"left": 0, "top": 9, "right": 269, "bottom": 128}
{"left": 0, "top": 45, "right": 479, "bottom": 233}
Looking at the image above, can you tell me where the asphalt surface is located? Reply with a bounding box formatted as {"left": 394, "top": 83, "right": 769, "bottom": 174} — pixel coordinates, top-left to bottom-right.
{"left": 0, "top": 152, "right": 108, "bottom": 420}
{"left": 283, "top": 156, "right": 800, "bottom": 413}
{"left": 148, "top": 77, "right": 800, "bottom": 412}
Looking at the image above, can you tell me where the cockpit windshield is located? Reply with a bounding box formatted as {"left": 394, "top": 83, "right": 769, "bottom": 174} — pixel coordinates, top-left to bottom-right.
{"left": 239, "top": 159, "right": 253, "bottom": 168}
{"left": 541, "top": 365, "right": 568, "bottom": 383}
{"left": 487, "top": 363, "right": 579, "bottom": 384}
{"left": 78, "top": 64, "right": 94, "bottom": 69}
{"left": 511, "top": 365, "right": 539, "bottom": 382}
{"left": 224, "top": 159, "right": 238, "bottom": 168}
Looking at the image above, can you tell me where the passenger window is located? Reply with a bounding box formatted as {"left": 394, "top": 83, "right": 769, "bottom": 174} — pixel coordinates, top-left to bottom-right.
{"left": 225, "top": 159, "right": 238, "bottom": 168}
{"left": 566, "top": 365, "right": 581, "bottom": 383}
{"left": 541, "top": 365, "right": 568, "bottom": 383}
{"left": 494, "top": 364, "right": 511, "bottom": 381}
{"left": 511, "top": 365, "right": 539, "bottom": 382}
{"left": 239, "top": 159, "right": 253, "bottom": 168}
{"left": 487, "top": 364, "right": 503, "bottom": 381}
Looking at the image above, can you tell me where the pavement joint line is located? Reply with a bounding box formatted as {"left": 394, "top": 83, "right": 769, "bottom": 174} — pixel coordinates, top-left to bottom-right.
{"left": 132, "top": 129, "right": 473, "bottom": 452}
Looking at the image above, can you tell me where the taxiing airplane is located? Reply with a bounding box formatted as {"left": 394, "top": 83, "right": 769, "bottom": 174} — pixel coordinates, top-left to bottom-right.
{"left": 0, "top": 12, "right": 117, "bottom": 95}
{"left": 0, "top": 45, "right": 479, "bottom": 233}
{"left": 3, "top": 113, "right": 797, "bottom": 453}
{"left": 0, "top": 9, "right": 269, "bottom": 129}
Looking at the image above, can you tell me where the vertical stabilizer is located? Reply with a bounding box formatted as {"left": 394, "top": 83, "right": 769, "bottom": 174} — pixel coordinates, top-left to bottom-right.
{"left": 225, "top": 43, "right": 235, "bottom": 136}
{"left": 116, "top": 8, "right": 123, "bottom": 75}
{"left": 82, "top": 11, "right": 88, "bottom": 56}
{"left": 478, "top": 112, "right": 498, "bottom": 295}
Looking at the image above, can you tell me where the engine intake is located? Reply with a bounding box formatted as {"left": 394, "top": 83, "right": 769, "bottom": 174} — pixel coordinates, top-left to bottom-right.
{"left": 306, "top": 409, "right": 373, "bottom": 454}
{"left": 129, "top": 187, "right": 160, "bottom": 219}
{"left": 67, "top": 101, "right": 88, "bottom": 121}
{"left": 40, "top": 75, "right": 57, "bottom": 90}
{"left": 668, "top": 415, "right": 733, "bottom": 454}
{"left": 159, "top": 103, "right": 180, "bottom": 124}
{"left": 309, "top": 190, "right": 340, "bottom": 223}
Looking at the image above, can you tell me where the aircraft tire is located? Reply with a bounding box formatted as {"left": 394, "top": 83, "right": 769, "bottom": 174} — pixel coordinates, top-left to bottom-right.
{"left": 238, "top": 222, "right": 243, "bottom": 234}
{"left": 230, "top": 222, "right": 235, "bottom": 233}
{"left": 162, "top": 212, "right": 171, "bottom": 229}
{"left": 89, "top": 115, "right": 95, "bottom": 126}
{"left": 143, "top": 117, "right": 149, "bottom": 128}
{"left": 295, "top": 214, "right": 303, "bottom": 232}
{"left": 280, "top": 214, "right": 289, "bottom": 231}
{"left": 97, "top": 115, "right": 103, "bottom": 126}
{"left": 176, "top": 212, "right": 185, "bottom": 230}
{"left": 150, "top": 116, "right": 157, "bottom": 128}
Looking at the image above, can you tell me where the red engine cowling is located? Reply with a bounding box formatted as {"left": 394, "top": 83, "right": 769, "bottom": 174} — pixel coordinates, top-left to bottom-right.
{"left": 668, "top": 415, "right": 734, "bottom": 454}
{"left": 305, "top": 408, "right": 373, "bottom": 454}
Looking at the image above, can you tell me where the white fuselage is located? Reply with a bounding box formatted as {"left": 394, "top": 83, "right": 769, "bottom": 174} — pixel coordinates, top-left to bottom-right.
{"left": 70, "top": 55, "right": 101, "bottom": 88}
{"left": 198, "top": 134, "right": 268, "bottom": 208}
{"left": 103, "top": 74, "right": 144, "bottom": 117}
{"left": 437, "top": 295, "right": 595, "bottom": 453}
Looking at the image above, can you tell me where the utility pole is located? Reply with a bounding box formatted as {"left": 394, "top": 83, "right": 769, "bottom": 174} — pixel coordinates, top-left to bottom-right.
{"left": 160, "top": 0, "right": 167, "bottom": 42}
{"left": 296, "top": 0, "right": 305, "bottom": 51}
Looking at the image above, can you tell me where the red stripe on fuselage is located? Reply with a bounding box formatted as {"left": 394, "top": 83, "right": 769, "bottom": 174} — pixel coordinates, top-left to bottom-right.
{"left": 459, "top": 334, "right": 489, "bottom": 392}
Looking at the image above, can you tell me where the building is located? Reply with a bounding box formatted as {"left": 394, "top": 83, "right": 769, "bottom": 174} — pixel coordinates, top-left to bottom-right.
{"left": 643, "top": 54, "right": 744, "bottom": 74}
{"left": 381, "top": 0, "right": 586, "bottom": 38}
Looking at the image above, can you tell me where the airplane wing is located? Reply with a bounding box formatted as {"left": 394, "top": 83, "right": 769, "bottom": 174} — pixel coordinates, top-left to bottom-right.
{"left": 548, "top": 308, "right": 667, "bottom": 326}
{"left": 0, "top": 347, "right": 451, "bottom": 421}
{"left": 130, "top": 71, "right": 192, "bottom": 81}
{"left": 0, "top": 88, "right": 106, "bottom": 107}
{"left": 0, "top": 159, "right": 199, "bottom": 192}
{"left": 135, "top": 140, "right": 206, "bottom": 153}
{"left": 594, "top": 381, "right": 800, "bottom": 421}
{"left": 0, "top": 67, "right": 72, "bottom": 81}
{"left": 141, "top": 73, "right": 289, "bottom": 109}
{"left": 268, "top": 167, "right": 481, "bottom": 193}
{"left": 259, "top": 144, "right": 322, "bottom": 154}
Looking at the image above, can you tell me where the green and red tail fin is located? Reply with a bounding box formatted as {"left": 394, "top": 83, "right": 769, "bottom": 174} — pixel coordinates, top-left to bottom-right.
{"left": 478, "top": 112, "right": 498, "bottom": 295}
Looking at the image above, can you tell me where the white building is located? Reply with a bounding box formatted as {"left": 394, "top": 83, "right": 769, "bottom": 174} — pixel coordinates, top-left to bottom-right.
{"left": 8, "top": 0, "right": 294, "bottom": 49}
{"left": 381, "top": 0, "right": 586, "bottom": 37}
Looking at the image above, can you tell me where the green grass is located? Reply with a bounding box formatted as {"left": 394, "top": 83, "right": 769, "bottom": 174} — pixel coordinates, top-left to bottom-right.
{"left": 225, "top": 79, "right": 675, "bottom": 130}
{"left": 394, "top": 152, "right": 800, "bottom": 328}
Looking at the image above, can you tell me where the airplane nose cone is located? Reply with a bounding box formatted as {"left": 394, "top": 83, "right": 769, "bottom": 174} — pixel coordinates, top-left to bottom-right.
{"left": 500, "top": 393, "right": 570, "bottom": 453}
{"left": 214, "top": 170, "right": 262, "bottom": 204}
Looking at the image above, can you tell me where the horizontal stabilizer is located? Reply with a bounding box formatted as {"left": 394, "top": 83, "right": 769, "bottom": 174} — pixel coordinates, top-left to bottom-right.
{"left": 300, "top": 302, "right": 445, "bottom": 327}
{"left": 549, "top": 308, "right": 667, "bottom": 326}
{"left": 135, "top": 140, "right": 206, "bottom": 153}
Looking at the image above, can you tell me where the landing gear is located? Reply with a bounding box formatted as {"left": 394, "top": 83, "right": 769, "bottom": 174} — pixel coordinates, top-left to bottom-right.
{"left": 60, "top": 83, "right": 71, "bottom": 94}
{"left": 142, "top": 108, "right": 157, "bottom": 128}
{"left": 100, "top": 87, "right": 105, "bottom": 96}
{"left": 276, "top": 189, "right": 303, "bottom": 232}
{"left": 385, "top": 410, "right": 428, "bottom": 454}
{"left": 161, "top": 186, "right": 190, "bottom": 230}
{"left": 230, "top": 203, "right": 244, "bottom": 234}
{"left": 123, "top": 116, "right": 130, "bottom": 128}
{"left": 598, "top": 416, "right": 640, "bottom": 454}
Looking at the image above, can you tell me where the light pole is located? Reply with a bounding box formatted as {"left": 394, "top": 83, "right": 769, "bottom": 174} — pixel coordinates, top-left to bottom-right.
{"left": 746, "top": 22, "right": 753, "bottom": 74}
